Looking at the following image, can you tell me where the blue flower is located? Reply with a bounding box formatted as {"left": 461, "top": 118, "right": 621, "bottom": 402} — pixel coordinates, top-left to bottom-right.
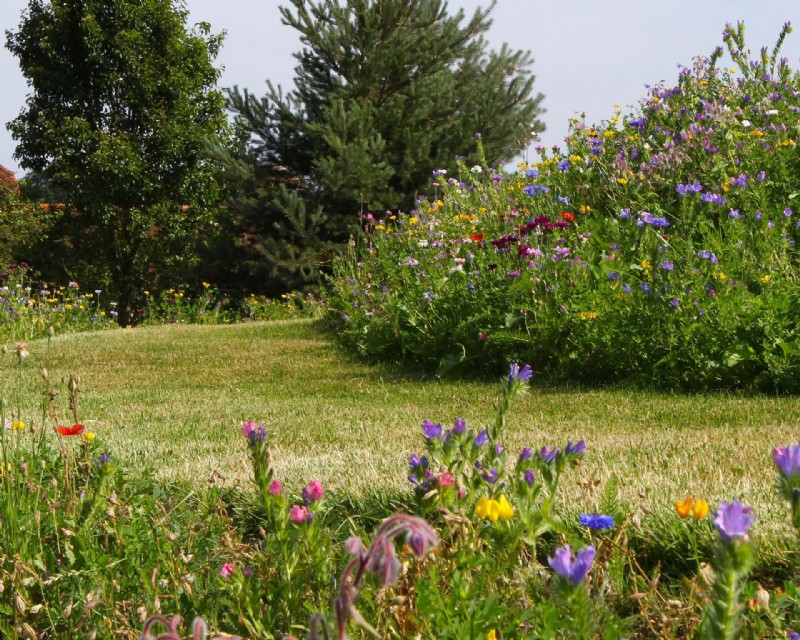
{"left": 508, "top": 363, "right": 533, "bottom": 384}
{"left": 548, "top": 544, "right": 595, "bottom": 586}
{"left": 524, "top": 184, "right": 550, "bottom": 197}
{"left": 557, "top": 159, "right": 570, "bottom": 171}
{"left": 579, "top": 513, "right": 614, "bottom": 529}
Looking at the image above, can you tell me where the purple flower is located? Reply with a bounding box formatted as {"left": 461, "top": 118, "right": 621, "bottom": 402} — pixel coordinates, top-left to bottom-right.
{"left": 608, "top": 271, "right": 620, "bottom": 281}
{"left": 409, "top": 453, "right": 421, "bottom": 468}
{"left": 641, "top": 282, "right": 651, "bottom": 294}
{"left": 540, "top": 446, "right": 558, "bottom": 463}
{"left": 713, "top": 500, "right": 755, "bottom": 543}
{"left": 495, "top": 442, "right": 504, "bottom": 456}
{"left": 548, "top": 544, "right": 595, "bottom": 586}
{"left": 508, "top": 363, "right": 533, "bottom": 384}
{"left": 220, "top": 563, "right": 235, "bottom": 579}
{"left": 524, "top": 184, "right": 550, "bottom": 196}
{"left": 507, "top": 270, "right": 521, "bottom": 278}
{"left": 524, "top": 469, "right": 535, "bottom": 485}
{"left": 660, "top": 261, "right": 674, "bottom": 271}
{"left": 452, "top": 418, "right": 466, "bottom": 435}
{"left": 474, "top": 430, "right": 489, "bottom": 447}
{"left": 482, "top": 468, "right": 499, "bottom": 484}
{"left": 422, "top": 420, "right": 443, "bottom": 440}
{"left": 565, "top": 440, "right": 586, "bottom": 456}
{"left": 519, "top": 447, "right": 533, "bottom": 462}
{"left": 557, "top": 159, "right": 570, "bottom": 171}
{"left": 789, "top": 632, "right": 800, "bottom": 640}
{"left": 579, "top": 513, "right": 614, "bottom": 529}
{"left": 773, "top": 440, "right": 800, "bottom": 479}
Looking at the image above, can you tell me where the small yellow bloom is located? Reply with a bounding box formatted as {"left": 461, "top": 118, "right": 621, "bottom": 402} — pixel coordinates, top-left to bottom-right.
{"left": 203, "top": 282, "right": 211, "bottom": 289}
{"left": 487, "top": 631, "right": 498, "bottom": 640}
{"left": 374, "top": 224, "right": 385, "bottom": 231}
{"left": 760, "top": 275, "right": 772, "bottom": 284}
{"left": 84, "top": 432, "right": 96, "bottom": 441}
{"left": 497, "top": 495, "right": 514, "bottom": 521}
{"left": 408, "top": 216, "right": 418, "bottom": 225}
{"left": 12, "top": 420, "right": 25, "bottom": 431}
{"left": 617, "top": 177, "right": 628, "bottom": 185}
{"left": 751, "top": 130, "right": 764, "bottom": 138}
{"left": 693, "top": 499, "right": 709, "bottom": 520}
{"left": 579, "top": 205, "right": 592, "bottom": 214}
{"left": 579, "top": 311, "right": 599, "bottom": 320}
{"left": 675, "top": 496, "right": 694, "bottom": 519}
{"left": 144, "top": 291, "right": 150, "bottom": 296}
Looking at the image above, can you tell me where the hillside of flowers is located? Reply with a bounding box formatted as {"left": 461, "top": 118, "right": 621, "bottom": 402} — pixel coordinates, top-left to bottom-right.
{"left": 327, "top": 22, "right": 800, "bottom": 392}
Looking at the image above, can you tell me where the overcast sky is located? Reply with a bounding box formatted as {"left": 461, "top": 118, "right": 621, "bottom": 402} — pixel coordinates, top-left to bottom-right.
{"left": 1, "top": 0, "right": 799, "bottom": 175}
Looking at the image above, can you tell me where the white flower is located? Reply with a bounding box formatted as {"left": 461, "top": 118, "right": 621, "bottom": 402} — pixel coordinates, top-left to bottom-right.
{"left": 766, "top": 109, "right": 779, "bottom": 116}
{"left": 470, "top": 165, "right": 483, "bottom": 174}
{"left": 418, "top": 240, "right": 429, "bottom": 248}
{"left": 741, "top": 119, "right": 752, "bottom": 127}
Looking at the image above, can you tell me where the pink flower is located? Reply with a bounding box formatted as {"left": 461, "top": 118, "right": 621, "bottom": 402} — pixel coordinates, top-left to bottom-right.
{"left": 307, "top": 480, "right": 324, "bottom": 502}
{"left": 219, "top": 563, "right": 235, "bottom": 579}
{"left": 438, "top": 470, "right": 455, "bottom": 486}
{"left": 268, "top": 479, "right": 283, "bottom": 495}
{"left": 290, "top": 504, "right": 310, "bottom": 524}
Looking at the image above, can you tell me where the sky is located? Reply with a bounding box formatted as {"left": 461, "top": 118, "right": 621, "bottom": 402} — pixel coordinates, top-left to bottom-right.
{"left": 1, "top": 0, "right": 799, "bottom": 175}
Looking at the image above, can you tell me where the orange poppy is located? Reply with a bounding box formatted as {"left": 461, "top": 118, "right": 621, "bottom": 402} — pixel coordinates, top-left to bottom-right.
{"left": 470, "top": 234, "right": 485, "bottom": 242}
{"left": 57, "top": 424, "right": 85, "bottom": 436}
{"left": 560, "top": 212, "right": 575, "bottom": 222}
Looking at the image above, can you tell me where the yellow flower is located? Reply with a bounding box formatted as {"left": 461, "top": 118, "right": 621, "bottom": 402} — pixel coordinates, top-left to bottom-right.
{"left": 675, "top": 496, "right": 694, "bottom": 519}
{"left": 12, "top": 420, "right": 25, "bottom": 431}
{"left": 408, "top": 216, "right": 418, "bottom": 225}
{"left": 760, "top": 275, "right": 772, "bottom": 284}
{"left": 84, "top": 432, "right": 96, "bottom": 441}
{"left": 751, "top": 130, "right": 764, "bottom": 138}
{"left": 693, "top": 499, "right": 709, "bottom": 520}
{"left": 144, "top": 291, "right": 150, "bottom": 296}
{"left": 374, "top": 224, "right": 385, "bottom": 231}
{"left": 497, "top": 495, "right": 514, "bottom": 521}
{"left": 579, "top": 205, "right": 592, "bottom": 214}
{"left": 476, "top": 496, "right": 514, "bottom": 523}
{"left": 203, "top": 282, "right": 211, "bottom": 289}
{"left": 641, "top": 259, "right": 651, "bottom": 275}
{"left": 487, "top": 631, "right": 498, "bottom": 640}
{"left": 579, "top": 311, "right": 599, "bottom": 320}
{"left": 617, "top": 177, "right": 628, "bottom": 185}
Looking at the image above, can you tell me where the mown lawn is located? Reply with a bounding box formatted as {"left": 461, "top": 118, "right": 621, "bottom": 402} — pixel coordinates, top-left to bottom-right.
{"left": 3, "top": 319, "right": 798, "bottom": 552}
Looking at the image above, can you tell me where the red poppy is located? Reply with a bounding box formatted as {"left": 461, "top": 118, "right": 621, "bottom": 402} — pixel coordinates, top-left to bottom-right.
{"left": 470, "top": 234, "right": 485, "bottom": 242}
{"left": 560, "top": 212, "right": 575, "bottom": 222}
{"left": 57, "top": 424, "right": 85, "bottom": 436}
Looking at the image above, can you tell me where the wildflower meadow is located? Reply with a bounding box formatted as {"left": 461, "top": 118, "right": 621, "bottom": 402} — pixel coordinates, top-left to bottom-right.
{"left": 328, "top": 22, "right": 800, "bottom": 392}
{"left": 3, "top": 19, "right": 800, "bottom": 640}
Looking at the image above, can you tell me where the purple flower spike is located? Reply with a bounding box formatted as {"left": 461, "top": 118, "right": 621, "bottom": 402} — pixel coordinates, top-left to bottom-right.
{"left": 524, "top": 469, "right": 535, "bottom": 486}
{"left": 579, "top": 513, "right": 614, "bottom": 529}
{"left": 422, "top": 419, "right": 443, "bottom": 440}
{"left": 519, "top": 447, "right": 533, "bottom": 462}
{"left": 713, "top": 500, "right": 755, "bottom": 543}
{"left": 474, "top": 430, "right": 489, "bottom": 447}
{"left": 452, "top": 418, "right": 466, "bottom": 434}
{"left": 565, "top": 440, "right": 586, "bottom": 456}
{"left": 548, "top": 544, "right": 595, "bottom": 586}
{"left": 540, "top": 446, "right": 558, "bottom": 463}
{"left": 773, "top": 440, "right": 800, "bottom": 479}
{"left": 508, "top": 363, "right": 533, "bottom": 385}
{"left": 409, "top": 453, "right": 421, "bottom": 468}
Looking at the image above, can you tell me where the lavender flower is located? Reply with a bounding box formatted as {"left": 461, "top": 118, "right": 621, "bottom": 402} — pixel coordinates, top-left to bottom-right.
{"left": 524, "top": 469, "right": 535, "bottom": 486}
{"left": 422, "top": 420, "right": 443, "bottom": 440}
{"left": 579, "top": 513, "right": 614, "bottom": 529}
{"left": 713, "top": 501, "right": 755, "bottom": 543}
{"left": 773, "top": 440, "right": 800, "bottom": 478}
{"left": 565, "top": 440, "right": 586, "bottom": 456}
{"left": 474, "top": 430, "right": 489, "bottom": 447}
{"left": 452, "top": 418, "right": 466, "bottom": 435}
{"left": 519, "top": 447, "right": 533, "bottom": 462}
{"left": 548, "top": 544, "right": 595, "bottom": 586}
{"left": 508, "top": 363, "right": 533, "bottom": 384}
{"left": 540, "top": 446, "right": 558, "bottom": 463}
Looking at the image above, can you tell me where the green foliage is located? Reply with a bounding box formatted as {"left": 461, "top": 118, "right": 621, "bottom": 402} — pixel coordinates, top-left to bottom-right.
{"left": 6, "top": 0, "right": 228, "bottom": 325}
{"left": 220, "top": 0, "right": 544, "bottom": 291}
{"left": 0, "top": 187, "right": 51, "bottom": 268}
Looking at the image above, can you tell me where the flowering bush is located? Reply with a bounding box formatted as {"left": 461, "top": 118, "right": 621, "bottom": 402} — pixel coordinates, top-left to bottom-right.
{"left": 327, "top": 22, "right": 800, "bottom": 391}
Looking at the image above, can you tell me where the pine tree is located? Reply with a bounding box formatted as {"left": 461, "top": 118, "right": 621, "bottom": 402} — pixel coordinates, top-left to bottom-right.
{"left": 220, "top": 0, "right": 545, "bottom": 292}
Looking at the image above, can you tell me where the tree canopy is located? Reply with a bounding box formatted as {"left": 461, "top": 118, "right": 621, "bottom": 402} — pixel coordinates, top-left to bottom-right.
{"left": 220, "top": 0, "right": 545, "bottom": 293}
{"left": 6, "top": 0, "right": 227, "bottom": 324}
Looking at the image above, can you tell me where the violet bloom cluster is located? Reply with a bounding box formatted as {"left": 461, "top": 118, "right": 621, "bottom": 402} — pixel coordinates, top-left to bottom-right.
{"left": 579, "top": 513, "right": 614, "bottom": 530}
{"left": 241, "top": 420, "right": 267, "bottom": 445}
{"left": 508, "top": 363, "right": 533, "bottom": 385}
{"left": 773, "top": 439, "right": 800, "bottom": 480}
{"left": 548, "top": 544, "right": 595, "bottom": 586}
{"left": 713, "top": 500, "right": 755, "bottom": 543}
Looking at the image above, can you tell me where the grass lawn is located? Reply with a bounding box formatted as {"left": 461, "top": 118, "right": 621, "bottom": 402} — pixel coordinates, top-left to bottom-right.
{"left": 3, "top": 319, "right": 798, "bottom": 554}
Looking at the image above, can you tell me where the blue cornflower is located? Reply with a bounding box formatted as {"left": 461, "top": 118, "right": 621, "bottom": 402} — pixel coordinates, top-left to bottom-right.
{"left": 579, "top": 513, "right": 615, "bottom": 529}
{"left": 557, "top": 159, "right": 570, "bottom": 171}
{"left": 524, "top": 184, "right": 550, "bottom": 197}
{"left": 527, "top": 168, "right": 539, "bottom": 178}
